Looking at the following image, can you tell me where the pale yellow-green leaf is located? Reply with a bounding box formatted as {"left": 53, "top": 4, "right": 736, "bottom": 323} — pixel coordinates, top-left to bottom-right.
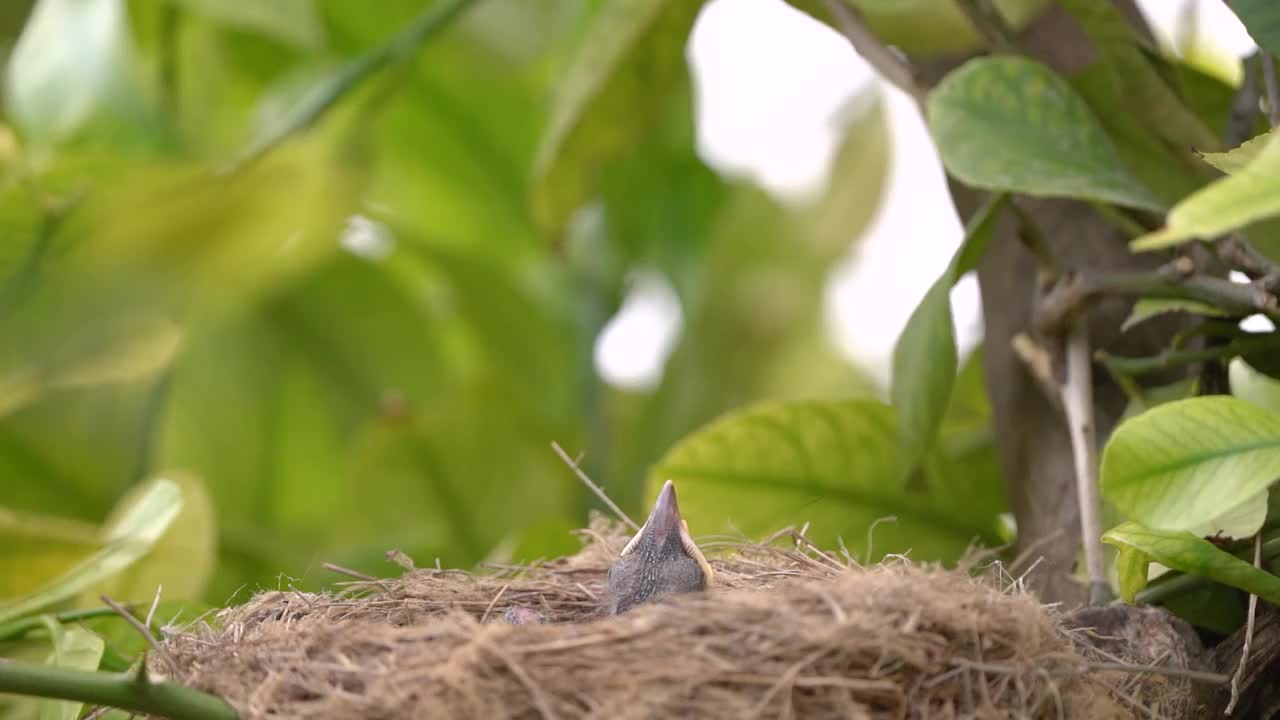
{"left": 1134, "top": 132, "right": 1280, "bottom": 250}
{"left": 1230, "top": 356, "right": 1280, "bottom": 415}
{"left": 1120, "top": 297, "right": 1230, "bottom": 332}
{"left": 1113, "top": 543, "right": 1150, "bottom": 602}
{"left": 0, "top": 511, "right": 100, "bottom": 600}
{"left": 38, "top": 621, "right": 105, "bottom": 720}
{"left": 1185, "top": 490, "right": 1268, "bottom": 539}
{"left": 0, "top": 478, "right": 182, "bottom": 625}
{"left": 1197, "top": 128, "right": 1278, "bottom": 175}
{"left": 86, "top": 472, "right": 216, "bottom": 604}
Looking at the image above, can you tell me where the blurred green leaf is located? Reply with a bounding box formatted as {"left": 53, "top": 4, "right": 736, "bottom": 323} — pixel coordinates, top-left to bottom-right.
{"left": 649, "top": 400, "right": 1005, "bottom": 562}
{"left": 0, "top": 511, "right": 99, "bottom": 600}
{"left": 0, "top": 477, "right": 182, "bottom": 625}
{"left": 1134, "top": 131, "right": 1280, "bottom": 250}
{"left": 1057, "top": 0, "right": 1219, "bottom": 153}
{"left": 2, "top": 0, "right": 140, "bottom": 146}
{"left": 166, "top": 0, "right": 324, "bottom": 49}
{"left": 1114, "top": 543, "right": 1149, "bottom": 603}
{"left": 1231, "top": 356, "right": 1280, "bottom": 414}
{"left": 37, "top": 620, "right": 104, "bottom": 720}
{"left": 87, "top": 472, "right": 216, "bottom": 604}
{"left": 1229, "top": 0, "right": 1280, "bottom": 59}
{"left": 1197, "top": 128, "right": 1277, "bottom": 175}
{"left": 1100, "top": 396, "right": 1280, "bottom": 531}
{"left": 531, "top": 0, "right": 702, "bottom": 242}
{"left": 928, "top": 56, "right": 1162, "bottom": 211}
{"left": 1103, "top": 521, "right": 1280, "bottom": 603}
{"left": 1159, "top": 581, "right": 1246, "bottom": 635}
{"left": 892, "top": 193, "right": 1003, "bottom": 472}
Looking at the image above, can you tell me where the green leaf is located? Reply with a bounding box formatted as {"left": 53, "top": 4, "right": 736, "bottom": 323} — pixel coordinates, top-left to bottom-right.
{"left": 927, "top": 56, "right": 1162, "bottom": 211}
{"left": 1113, "top": 543, "right": 1150, "bottom": 603}
{"left": 1103, "top": 521, "right": 1280, "bottom": 603}
{"left": 892, "top": 193, "right": 1004, "bottom": 469}
{"left": 1100, "top": 396, "right": 1280, "bottom": 531}
{"left": 1056, "top": 0, "right": 1220, "bottom": 153}
{"left": 37, "top": 621, "right": 105, "bottom": 720}
{"left": 1231, "top": 356, "right": 1280, "bottom": 415}
{"left": 165, "top": 0, "right": 324, "bottom": 49}
{"left": 1197, "top": 129, "right": 1278, "bottom": 176}
{"left": 1120, "top": 297, "right": 1231, "bottom": 332}
{"left": 1229, "top": 0, "right": 1280, "bottom": 59}
{"left": 0, "top": 478, "right": 182, "bottom": 625}
{"left": 0, "top": 511, "right": 100, "bottom": 601}
{"left": 1134, "top": 132, "right": 1280, "bottom": 250}
{"left": 648, "top": 400, "right": 1006, "bottom": 562}
{"left": 1186, "top": 490, "right": 1268, "bottom": 539}
{"left": 530, "top": 0, "right": 702, "bottom": 243}
{"left": 86, "top": 472, "right": 217, "bottom": 604}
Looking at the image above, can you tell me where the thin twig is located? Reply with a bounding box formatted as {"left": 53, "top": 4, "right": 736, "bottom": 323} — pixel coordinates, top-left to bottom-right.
{"left": 1261, "top": 54, "right": 1280, "bottom": 128}
{"left": 227, "top": 0, "right": 479, "bottom": 171}
{"left": 1011, "top": 333, "right": 1063, "bottom": 414}
{"left": 1226, "top": 533, "right": 1264, "bottom": 715}
{"left": 1060, "top": 320, "right": 1110, "bottom": 606}
{"left": 143, "top": 585, "right": 162, "bottom": 633}
{"left": 950, "top": 658, "right": 1229, "bottom": 684}
{"left": 1226, "top": 52, "right": 1263, "bottom": 147}
{"left": 550, "top": 441, "right": 640, "bottom": 532}
{"left": 822, "top": 0, "right": 925, "bottom": 106}
{"left": 322, "top": 562, "right": 383, "bottom": 583}
{"left": 1098, "top": 332, "right": 1280, "bottom": 376}
{"left": 99, "top": 595, "right": 177, "bottom": 678}
{"left": 954, "top": 0, "right": 1020, "bottom": 53}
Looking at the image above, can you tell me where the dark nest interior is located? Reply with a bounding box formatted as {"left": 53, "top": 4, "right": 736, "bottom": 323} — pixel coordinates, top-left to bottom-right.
{"left": 156, "top": 517, "right": 1208, "bottom": 719}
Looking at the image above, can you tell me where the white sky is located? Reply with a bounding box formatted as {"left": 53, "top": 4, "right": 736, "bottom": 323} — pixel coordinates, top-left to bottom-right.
{"left": 594, "top": 0, "right": 1256, "bottom": 392}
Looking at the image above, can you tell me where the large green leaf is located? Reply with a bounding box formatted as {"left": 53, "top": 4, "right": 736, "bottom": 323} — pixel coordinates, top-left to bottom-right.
{"left": 648, "top": 400, "right": 1006, "bottom": 562}
{"left": 530, "top": 0, "right": 702, "bottom": 243}
{"left": 0, "top": 477, "right": 182, "bottom": 625}
{"left": 1229, "top": 0, "right": 1280, "bottom": 59}
{"left": 1100, "top": 396, "right": 1280, "bottom": 531}
{"left": 1134, "top": 130, "right": 1280, "bottom": 250}
{"left": 1057, "top": 0, "right": 1219, "bottom": 153}
{"left": 891, "top": 193, "right": 1004, "bottom": 470}
{"left": 0, "top": 511, "right": 100, "bottom": 601}
{"left": 37, "top": 621, "right": 105, "bottom": 720}
{"left": 1104, "top": 521, "right": 1280, "bottom": 603}
{"left": 927, "top": 56, "right": 1162, "bottom": 211}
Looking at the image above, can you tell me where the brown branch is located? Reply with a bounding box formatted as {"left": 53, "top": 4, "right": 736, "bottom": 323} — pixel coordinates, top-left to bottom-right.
{"left": 551, "top": 441, "right": 640, "bottom": 532}
{"left": 822, "top": 0, "right": 926, "bottom": 106}
{"left": 1036, "top": 258, "right": 1280, "bottom": 336}
{"left": 100, "top": 595, "right": 177, "bottom": 677}
{"left": 954, "top": 0, "right": 1020, "bottom": 53}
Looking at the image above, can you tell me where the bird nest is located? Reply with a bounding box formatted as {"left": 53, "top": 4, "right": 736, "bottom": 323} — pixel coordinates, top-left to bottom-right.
{"left": 156, "top": 516, "right": 1199, "bottom": 719}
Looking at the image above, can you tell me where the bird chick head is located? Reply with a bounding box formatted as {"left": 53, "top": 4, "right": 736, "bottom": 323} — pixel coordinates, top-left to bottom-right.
{"left": 607, "top": 480, "right": 713, "bottom": 615}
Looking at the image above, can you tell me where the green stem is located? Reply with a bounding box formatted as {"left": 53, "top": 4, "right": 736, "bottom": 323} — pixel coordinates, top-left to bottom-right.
{"left": 229, "top": 0, "right": 481, "bottom": 170}
{"left": 0, "top": 607, "right": 131, "bottom": 642}
{"left": 1097, "top": 334, "right": 1280, "bottom": 376}
{"left": 0, "top": 661, "right": 237, "bottom": 720}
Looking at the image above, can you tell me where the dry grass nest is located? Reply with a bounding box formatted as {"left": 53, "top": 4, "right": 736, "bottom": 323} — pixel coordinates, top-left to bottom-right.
{"left": 157, "top": 516, "right": 1201, "bottom": 719}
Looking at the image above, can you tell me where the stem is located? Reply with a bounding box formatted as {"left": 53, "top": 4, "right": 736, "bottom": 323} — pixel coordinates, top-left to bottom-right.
{"left": 1261, "top": 54, "right": 1280, "bottom": 128}
{"left": 1061, "top": 319, "right": 1110, "bottom": 605}
{"left": 822, "top": 0, "right": 924, "bottom": 106}
{"left": 0, "top": 662, "right": 237, "bottom": 720}
{"left": 1098, "top": 333, "right": 1280, "bottom": 376}
{"left": 0, "top": 607, "right": 130, "bottom": 642}
{"left": 954, "top": 0, "right": 1019, "bottom": 53}
{"left": 1037, "top": 264, "right": 1280, "bottom": 336}
{"left": 228, "top": 0, "right": 480, "bottom": 170}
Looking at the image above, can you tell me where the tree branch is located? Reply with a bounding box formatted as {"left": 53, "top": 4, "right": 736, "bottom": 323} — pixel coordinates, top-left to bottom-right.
{"left": 228, "top": 0, "right": 479, "bottom": 171}
{"left": 0, "top": 661, "right": 237, "bottom": 720}
{"left": 1037, "top": 259, "right": 1280, "bottom": 336}
{"left": 823, "top": 0, "right": 926, "bottom": 106}
{"left": 954, "top": 0, "right": 1020, "bottom": 53}
{"left": 1097, "top": 332, "right": 1280, "bottom": 376}
{"left": 1060, "top": 319, "right": 1110, "bottom": 605}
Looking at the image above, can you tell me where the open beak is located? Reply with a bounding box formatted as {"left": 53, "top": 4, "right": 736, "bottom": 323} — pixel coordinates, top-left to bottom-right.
{"left": 619, "top": 480, "right": 714, "bottom": 583}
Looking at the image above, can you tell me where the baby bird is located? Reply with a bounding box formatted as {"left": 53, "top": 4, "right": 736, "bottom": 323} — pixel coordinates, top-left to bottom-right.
{"left": 607, "top": 480, "right": 713, "bottom": 615}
